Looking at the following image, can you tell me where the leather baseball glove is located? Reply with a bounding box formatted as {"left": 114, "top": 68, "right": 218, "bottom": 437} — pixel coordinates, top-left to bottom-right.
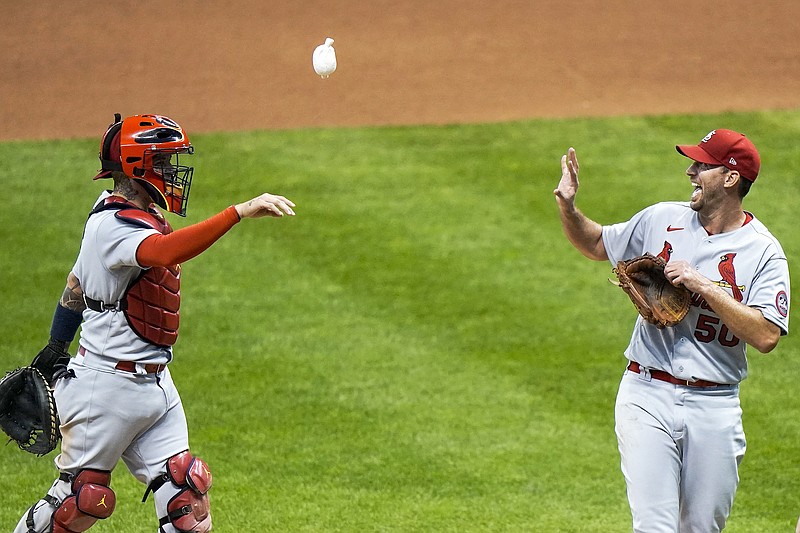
{"left": 0, "top": 366, "right": 60, "bottom": 456}
{"left": 611, "top": 253, "right": 691, "bottom": 328}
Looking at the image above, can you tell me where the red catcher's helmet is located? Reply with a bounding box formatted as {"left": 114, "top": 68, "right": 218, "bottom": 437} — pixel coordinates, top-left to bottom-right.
{"left": 94, "top": 113, "right": 194, "bottom": 216}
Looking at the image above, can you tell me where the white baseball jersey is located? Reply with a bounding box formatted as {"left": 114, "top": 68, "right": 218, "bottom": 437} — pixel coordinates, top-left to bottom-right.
{"left": 15, "top": 191, "right": 191, "bottom": 533}
{"left": 72, "top": 191, "right": 172, "bottom": 363}
{"left": 603, "top": 201, "right": 790, "bottom": 384}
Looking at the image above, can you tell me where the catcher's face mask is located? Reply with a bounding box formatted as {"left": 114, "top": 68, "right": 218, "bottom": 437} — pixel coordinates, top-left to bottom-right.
{"left": 140, "top": 147, "right": 194, "bottom": 216}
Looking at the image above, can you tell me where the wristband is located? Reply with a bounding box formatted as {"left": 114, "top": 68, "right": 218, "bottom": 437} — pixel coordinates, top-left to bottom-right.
{"left": 49, "top": 303, "right": 83, "bottom": 343}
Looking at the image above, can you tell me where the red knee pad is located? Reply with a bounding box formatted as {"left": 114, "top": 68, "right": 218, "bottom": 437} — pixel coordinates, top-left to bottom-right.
{"left": 51, "top": 470, "right": 115, "bottom": 533}
{"left": 157, "top": 451, "right": 213, "bottom": 533}
{"left": 166, "top": 451, "right": 213, "bottom": 494}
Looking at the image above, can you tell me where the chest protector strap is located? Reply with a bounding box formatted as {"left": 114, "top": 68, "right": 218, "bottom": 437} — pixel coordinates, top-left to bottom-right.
{"left": 91, "top": 196, "right": 181, "bottom": 347}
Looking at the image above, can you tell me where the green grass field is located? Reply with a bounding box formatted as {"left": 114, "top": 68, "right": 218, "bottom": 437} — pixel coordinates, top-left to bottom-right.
{"left": 2, "top": 110, "right": 799, "bottom": 531}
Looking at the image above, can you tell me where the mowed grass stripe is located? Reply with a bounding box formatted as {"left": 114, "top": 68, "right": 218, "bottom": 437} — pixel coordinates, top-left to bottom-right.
{"left": 1, "top": 109, "right": 798, "bottom": 531}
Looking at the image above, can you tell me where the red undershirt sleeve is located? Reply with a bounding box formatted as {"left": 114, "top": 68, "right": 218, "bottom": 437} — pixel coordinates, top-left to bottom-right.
{"left": 136, "top": 206, "right": 241, "bottom": 267}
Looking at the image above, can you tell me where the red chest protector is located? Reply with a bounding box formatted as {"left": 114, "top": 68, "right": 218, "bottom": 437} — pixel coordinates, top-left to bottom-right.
{"left": 92, "top": 196, "right": 181, "bottom": 347}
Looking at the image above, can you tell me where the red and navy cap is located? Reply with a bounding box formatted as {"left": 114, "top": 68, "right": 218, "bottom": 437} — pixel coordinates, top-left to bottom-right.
{"left": 676, "top": 129, "right": 761, "bottom": 182}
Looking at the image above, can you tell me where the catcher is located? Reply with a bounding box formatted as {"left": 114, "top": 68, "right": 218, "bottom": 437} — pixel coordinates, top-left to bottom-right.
{"left": 553, "top": 130, "right": 789, "bottom": 532}
{"left": 12, "top": 114, "right": 296, "bottom": 533}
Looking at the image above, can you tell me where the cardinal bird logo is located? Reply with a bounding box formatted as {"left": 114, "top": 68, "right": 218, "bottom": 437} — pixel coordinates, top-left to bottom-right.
{"left": 717, "top": 253, "right": 744, "bottom": 302}
{"left": 657, "top": 241, "right": 673, "bottom": 262}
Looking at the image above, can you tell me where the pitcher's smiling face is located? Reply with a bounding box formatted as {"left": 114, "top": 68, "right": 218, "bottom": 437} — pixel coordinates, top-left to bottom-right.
{"left": 687, "top": 161, "right": 726, "bottom": 212}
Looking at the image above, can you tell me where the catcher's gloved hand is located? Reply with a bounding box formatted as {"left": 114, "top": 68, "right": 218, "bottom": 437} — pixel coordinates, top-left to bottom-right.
{"left": 0, "top": 366, "right": 60, "bottom": 456}
{"left": 31, "top": 339, "right": 71, "bottom": 384}
{"left": 612, "top": 253, "right": 691, "bottom": 328}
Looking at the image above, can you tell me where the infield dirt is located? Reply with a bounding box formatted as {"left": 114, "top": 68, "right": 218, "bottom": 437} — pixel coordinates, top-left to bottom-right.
{"left": 2, "top": 1, "right": 799, "bottom": 141}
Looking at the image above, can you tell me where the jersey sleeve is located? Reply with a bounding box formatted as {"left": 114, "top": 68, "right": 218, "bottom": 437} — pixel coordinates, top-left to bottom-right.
{"left": 748, "top": 253, "right": 790, "bottom": 335}
{"left": 601, "top": 205, "right": 653, "bottom": 265}
{"left": 95, "top": 215, "right": 160, "bottom": 269}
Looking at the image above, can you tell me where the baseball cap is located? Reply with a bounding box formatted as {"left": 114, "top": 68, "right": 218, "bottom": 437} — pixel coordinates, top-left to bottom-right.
{"left": 676, "top": 129, "right": 761, "bottom": 182}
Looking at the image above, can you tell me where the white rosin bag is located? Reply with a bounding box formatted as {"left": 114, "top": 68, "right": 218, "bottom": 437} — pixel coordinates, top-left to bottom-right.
{"left": 313, "top": 38, "right": 337, "bottom": 78}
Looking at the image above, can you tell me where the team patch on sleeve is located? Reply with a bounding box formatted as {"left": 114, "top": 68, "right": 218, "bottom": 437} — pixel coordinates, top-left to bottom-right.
{"left": 776, "top": 291, "right": 789, "bottom": 317}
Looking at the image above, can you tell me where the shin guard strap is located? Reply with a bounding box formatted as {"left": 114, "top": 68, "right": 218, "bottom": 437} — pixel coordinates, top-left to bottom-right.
{"left": 159, "top": 487, "right": 212, "bottom": 533}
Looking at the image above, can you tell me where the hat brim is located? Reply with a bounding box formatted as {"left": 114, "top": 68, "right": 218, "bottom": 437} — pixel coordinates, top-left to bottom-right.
{"left": 675, "top": 144, "right": 724, "bottom": 166}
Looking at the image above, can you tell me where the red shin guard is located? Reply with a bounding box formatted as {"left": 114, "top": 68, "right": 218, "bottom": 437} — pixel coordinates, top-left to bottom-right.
{"left": 51, "top": 470, "right": 115, "bottom": 533}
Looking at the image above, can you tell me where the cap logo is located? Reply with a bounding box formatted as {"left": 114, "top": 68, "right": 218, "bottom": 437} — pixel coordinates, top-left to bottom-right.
{"left": 729, "top": 157, "right": 737, "bottom": 166}
{"left": 701, "top": 130, "right": 716, "bottom": 143}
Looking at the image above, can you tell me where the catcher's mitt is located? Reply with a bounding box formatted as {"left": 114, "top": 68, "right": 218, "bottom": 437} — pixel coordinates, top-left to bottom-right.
{"left": 611, "top": 253, "right": 691, "bottom": 328}
{"left": 0, "top": 367, "right": 60, "bottom": 456}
